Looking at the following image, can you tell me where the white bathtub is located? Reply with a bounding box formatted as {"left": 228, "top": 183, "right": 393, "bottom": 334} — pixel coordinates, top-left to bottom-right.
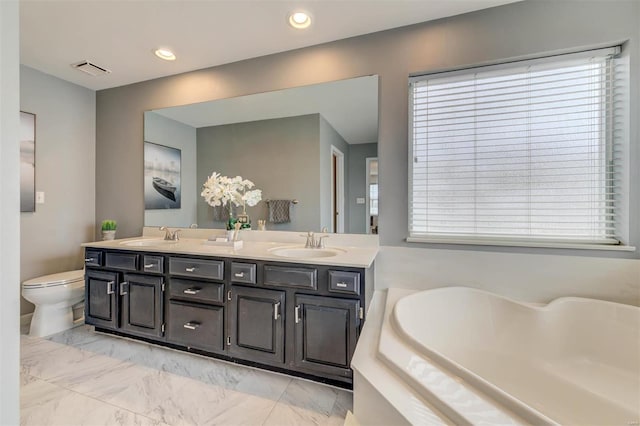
{"left": 385, "top": 287, "right": 640, "bottom": 425}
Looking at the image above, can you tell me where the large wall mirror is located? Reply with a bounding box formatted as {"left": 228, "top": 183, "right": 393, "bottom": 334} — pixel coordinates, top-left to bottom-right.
{"left": 144, "top": 75, "right": 379, "bottom": 234}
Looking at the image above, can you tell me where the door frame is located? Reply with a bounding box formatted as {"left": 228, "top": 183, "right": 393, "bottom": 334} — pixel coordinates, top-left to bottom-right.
{"left": 330, "top": 145, "right": 345, "bottom": 233}
{"left": 365, "top": 157, "right": 378, "bottom": 235}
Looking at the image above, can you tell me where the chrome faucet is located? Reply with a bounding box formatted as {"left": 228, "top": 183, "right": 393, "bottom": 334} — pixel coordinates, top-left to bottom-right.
{"left": 160, "top": 226, "right": 180, "bottom": 241}
{"left": 304, "top": 231, "right": 315, "bottom": 248}
{"left": 303, "top": 231, "right": 329, "bottom": 249}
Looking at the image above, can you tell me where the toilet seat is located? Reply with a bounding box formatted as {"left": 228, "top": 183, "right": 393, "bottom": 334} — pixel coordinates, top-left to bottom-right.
{"left": 22, "top": 270, "right": 85, "bottom": 289}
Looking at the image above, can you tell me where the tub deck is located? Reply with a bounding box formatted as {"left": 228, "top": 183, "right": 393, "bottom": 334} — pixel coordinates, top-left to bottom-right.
{"left": 383, "top": 287, "right": 640, "bottom": 425}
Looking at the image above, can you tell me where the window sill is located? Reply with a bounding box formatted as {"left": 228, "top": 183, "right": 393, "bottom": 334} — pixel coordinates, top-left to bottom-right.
{"left": 406, "top": 237, "right": 636, "bottom": 252}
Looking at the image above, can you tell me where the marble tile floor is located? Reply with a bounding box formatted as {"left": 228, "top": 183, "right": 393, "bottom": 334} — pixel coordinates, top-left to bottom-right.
{"left": 20, "top": 325, "right": 352, "bottom": 426}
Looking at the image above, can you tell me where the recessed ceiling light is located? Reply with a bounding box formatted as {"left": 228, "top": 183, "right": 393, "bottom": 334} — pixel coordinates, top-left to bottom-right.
{"left": 288, "top": 11, "right": 311, "bottom": 29}
{"left": 154, "top": 48, "right": 176, "bottom": 61}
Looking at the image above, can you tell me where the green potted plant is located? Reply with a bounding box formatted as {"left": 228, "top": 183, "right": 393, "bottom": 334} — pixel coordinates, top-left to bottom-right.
{"left": 101, "top": 220, "right": 117, "bottom": 241}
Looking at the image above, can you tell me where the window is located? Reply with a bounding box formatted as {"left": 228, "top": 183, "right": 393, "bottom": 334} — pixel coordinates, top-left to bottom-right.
{"left": 409, "top": 47, "right": 625, "bottom": 247}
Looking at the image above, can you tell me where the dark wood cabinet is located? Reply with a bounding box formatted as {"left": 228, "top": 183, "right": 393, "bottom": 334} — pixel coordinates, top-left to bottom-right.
{"left": 120, "top": 273, "right": 164, "bottom": 338}
{"left": 166, "top": 256, "right": 226, "bottom": 355}
{"left": 85, "top": 248, "right": 371, "bottom": 388}
{"left": 85, "top": 269, "right": 119, "bottom": 329}
{"left": 293, "top": 294, "right": 360, "bottom": 379}
{"left": 229, "top": 285, "right": 285, "bottom": 365}
{"left": 85, "top": 256, "right": 165, "bottom": 338}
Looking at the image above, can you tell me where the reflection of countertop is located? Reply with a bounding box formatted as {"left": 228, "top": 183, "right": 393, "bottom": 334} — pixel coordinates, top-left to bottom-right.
{"left": 82, "top": 230, "right": 379, "bottom": 268}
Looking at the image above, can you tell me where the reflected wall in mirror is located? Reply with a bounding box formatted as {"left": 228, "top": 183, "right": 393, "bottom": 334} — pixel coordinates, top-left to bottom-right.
{"left": 144, "top": 75, "right": 379, "bottom": 234}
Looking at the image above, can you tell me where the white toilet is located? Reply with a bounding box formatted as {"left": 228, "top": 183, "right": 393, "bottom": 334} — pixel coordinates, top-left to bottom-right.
{"left": 22, "top": 270, "right": 85, "bottom": 337}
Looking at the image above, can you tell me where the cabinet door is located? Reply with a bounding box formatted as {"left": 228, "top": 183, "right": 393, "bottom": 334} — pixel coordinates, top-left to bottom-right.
{"left": 293, "top": 295, "right": 360, "bottom": 379}
{"left": 85, "top": 270, "right": 119, "bottom": 329}
{"left": 228, "top": 286, "right": 285, "bottom": 365}
{"left": 121, "top": 273, "right": 164, "bottom": 338}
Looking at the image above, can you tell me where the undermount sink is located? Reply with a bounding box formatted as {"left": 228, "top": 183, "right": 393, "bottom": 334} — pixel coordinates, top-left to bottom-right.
{"left": 120, "top": 238, "right": 178, "bottom": 247}
{"left": 269, "top": 246, "right": 345, "bottom": 259}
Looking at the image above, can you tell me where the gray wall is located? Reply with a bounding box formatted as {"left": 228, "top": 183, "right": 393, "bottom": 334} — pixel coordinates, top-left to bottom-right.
{"left": 196, "top": 114, "right": 321, "bottom": 231}
{"left": 348, "top": 143, "right": 378, "bottom": 234}
{"left": 319, "top": 115, "right": 350, "bottom": 232}
{"left": 0, "top": 1, "right": 20, "bottom": 422}
{"left": 20, "top": 65, "right": 96, "bottom": 315}
{"left": 96, "top": 0, "right": 639, "bottom": 259}
{"left": 144, "top": 112, "right": 197, "bottom": 228}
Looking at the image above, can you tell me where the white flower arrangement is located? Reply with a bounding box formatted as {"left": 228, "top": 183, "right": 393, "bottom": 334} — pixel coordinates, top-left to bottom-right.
{"left": 242, "top": 189, "right": 262, "bottom": 208}
{"left": 201, "top": 172, "right": 262, "bottom": 213}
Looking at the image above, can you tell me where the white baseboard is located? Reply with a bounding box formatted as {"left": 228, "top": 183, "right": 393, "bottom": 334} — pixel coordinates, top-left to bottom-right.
{"left": 20, "top": 313, "right": 33, "bottom": 326}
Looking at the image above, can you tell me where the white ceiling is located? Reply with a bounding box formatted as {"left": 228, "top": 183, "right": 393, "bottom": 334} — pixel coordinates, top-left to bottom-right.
{"left": 151, "top": 75, "right": 379, "bottom": 144}
{"left": 20, "top": 0, "right": 519, "bottom": 91}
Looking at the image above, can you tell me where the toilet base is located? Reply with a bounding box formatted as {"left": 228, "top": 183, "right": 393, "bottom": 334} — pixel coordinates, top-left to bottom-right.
{"left": 29, "top": 303, "right": 77, "bottom": 337}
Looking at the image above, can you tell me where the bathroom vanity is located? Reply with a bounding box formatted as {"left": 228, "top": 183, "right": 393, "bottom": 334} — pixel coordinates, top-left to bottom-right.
{"left": 82, "top": 231, "right": 377, "bottom": 388}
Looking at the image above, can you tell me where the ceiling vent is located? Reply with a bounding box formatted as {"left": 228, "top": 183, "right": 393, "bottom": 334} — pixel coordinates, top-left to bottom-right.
{"left": 72, "top": 61, "right": 111, "bottom": 76}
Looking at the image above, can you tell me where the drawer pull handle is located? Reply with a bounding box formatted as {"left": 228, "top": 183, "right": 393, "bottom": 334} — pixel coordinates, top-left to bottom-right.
{"left": 144, "top": 263, "right": 155, "bottom": 269}
{"left": 185, "top": 267, "right": 197, "bottom": 272}
{"left": 120, "top": 281, "right": 128, "bottom": 296}
{"left": 274, "top": 302, "right": 281, "bottom": 320}
{"left": 183, "top": 322, "right": 200, "bottom": 330}
{"left": 106, "top": 281, "right": 115, "bottom": 295}
{"left": 336, "top": 282, "right": 348, "bottom": 288}
{"left": 295, "top": 305, "right": 301, "bottom": 324}
{"left": 183, "top": 288, "right": 200, "bottom": 295}
{"left": 84, "top": 258, "right": 95, "bottom": 262}
{"left": 234, "top": 272, "right": 244, "bottom": 278}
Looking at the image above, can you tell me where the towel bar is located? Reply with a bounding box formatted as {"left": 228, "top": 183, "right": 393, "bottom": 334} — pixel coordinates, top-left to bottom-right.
{"left": 265, "top": 199, "right": 298, "bottom": 204}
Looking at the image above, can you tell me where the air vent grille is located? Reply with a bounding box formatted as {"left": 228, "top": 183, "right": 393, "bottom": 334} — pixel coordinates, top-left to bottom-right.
{"left": 72, "top": 61, "right": 111, "bottom": 76}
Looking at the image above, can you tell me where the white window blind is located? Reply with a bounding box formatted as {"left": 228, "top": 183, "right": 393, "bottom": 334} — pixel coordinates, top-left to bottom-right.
{"left": 409, "top": 47, "right": 624, "bottom": 246}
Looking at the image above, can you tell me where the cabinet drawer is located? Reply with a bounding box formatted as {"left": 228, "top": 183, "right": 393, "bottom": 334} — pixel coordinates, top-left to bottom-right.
{"left": 84, "top": 250, "right": 102, "bottom": 267}
{"left": 264, "top": 265, "right": 317, "bottom": 290}
{"left": 105, "top": 252, "right": 139, "bottom": 271}
{"left": 328, "top": 271, "right": 361, "bottom": 296}
{"left": 142, "top": 255, "right": 164, "bottom": 273}
{"left": 169, "top": 279, "right": 224, "bottom": 304}
{"left": 169, "top": 257, "right": 224, "bottom": 280}
{"left": 231, "top": 262, "right": 256, "bottom": 284}
{"left": 167, "top": 301, "right": 224, "bottom": 353}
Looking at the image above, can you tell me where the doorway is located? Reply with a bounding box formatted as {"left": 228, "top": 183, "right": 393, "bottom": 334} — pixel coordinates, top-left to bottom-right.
{"left": 365, "top": 157, "right": 378, "bottom": 234}
{"left": 330, "top": 146, "right": 345, "bottom": 233}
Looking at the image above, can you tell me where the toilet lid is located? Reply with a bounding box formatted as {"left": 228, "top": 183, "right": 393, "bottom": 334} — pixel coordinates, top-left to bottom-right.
{"left": 22, "top": 270, "right": 85, "bottom": 288}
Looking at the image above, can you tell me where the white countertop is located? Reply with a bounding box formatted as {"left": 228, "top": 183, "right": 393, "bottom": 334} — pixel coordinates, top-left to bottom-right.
{"left": 82, "top": 233, "right": 378, "bottom": 268}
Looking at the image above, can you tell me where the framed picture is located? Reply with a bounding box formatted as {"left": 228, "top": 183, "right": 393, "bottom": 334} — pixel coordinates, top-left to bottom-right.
{"left": 20, "top": 111, "right": 36, "bottom": 213}
{"left": 144, "top": 141, "right": 181, "bottom": 209}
